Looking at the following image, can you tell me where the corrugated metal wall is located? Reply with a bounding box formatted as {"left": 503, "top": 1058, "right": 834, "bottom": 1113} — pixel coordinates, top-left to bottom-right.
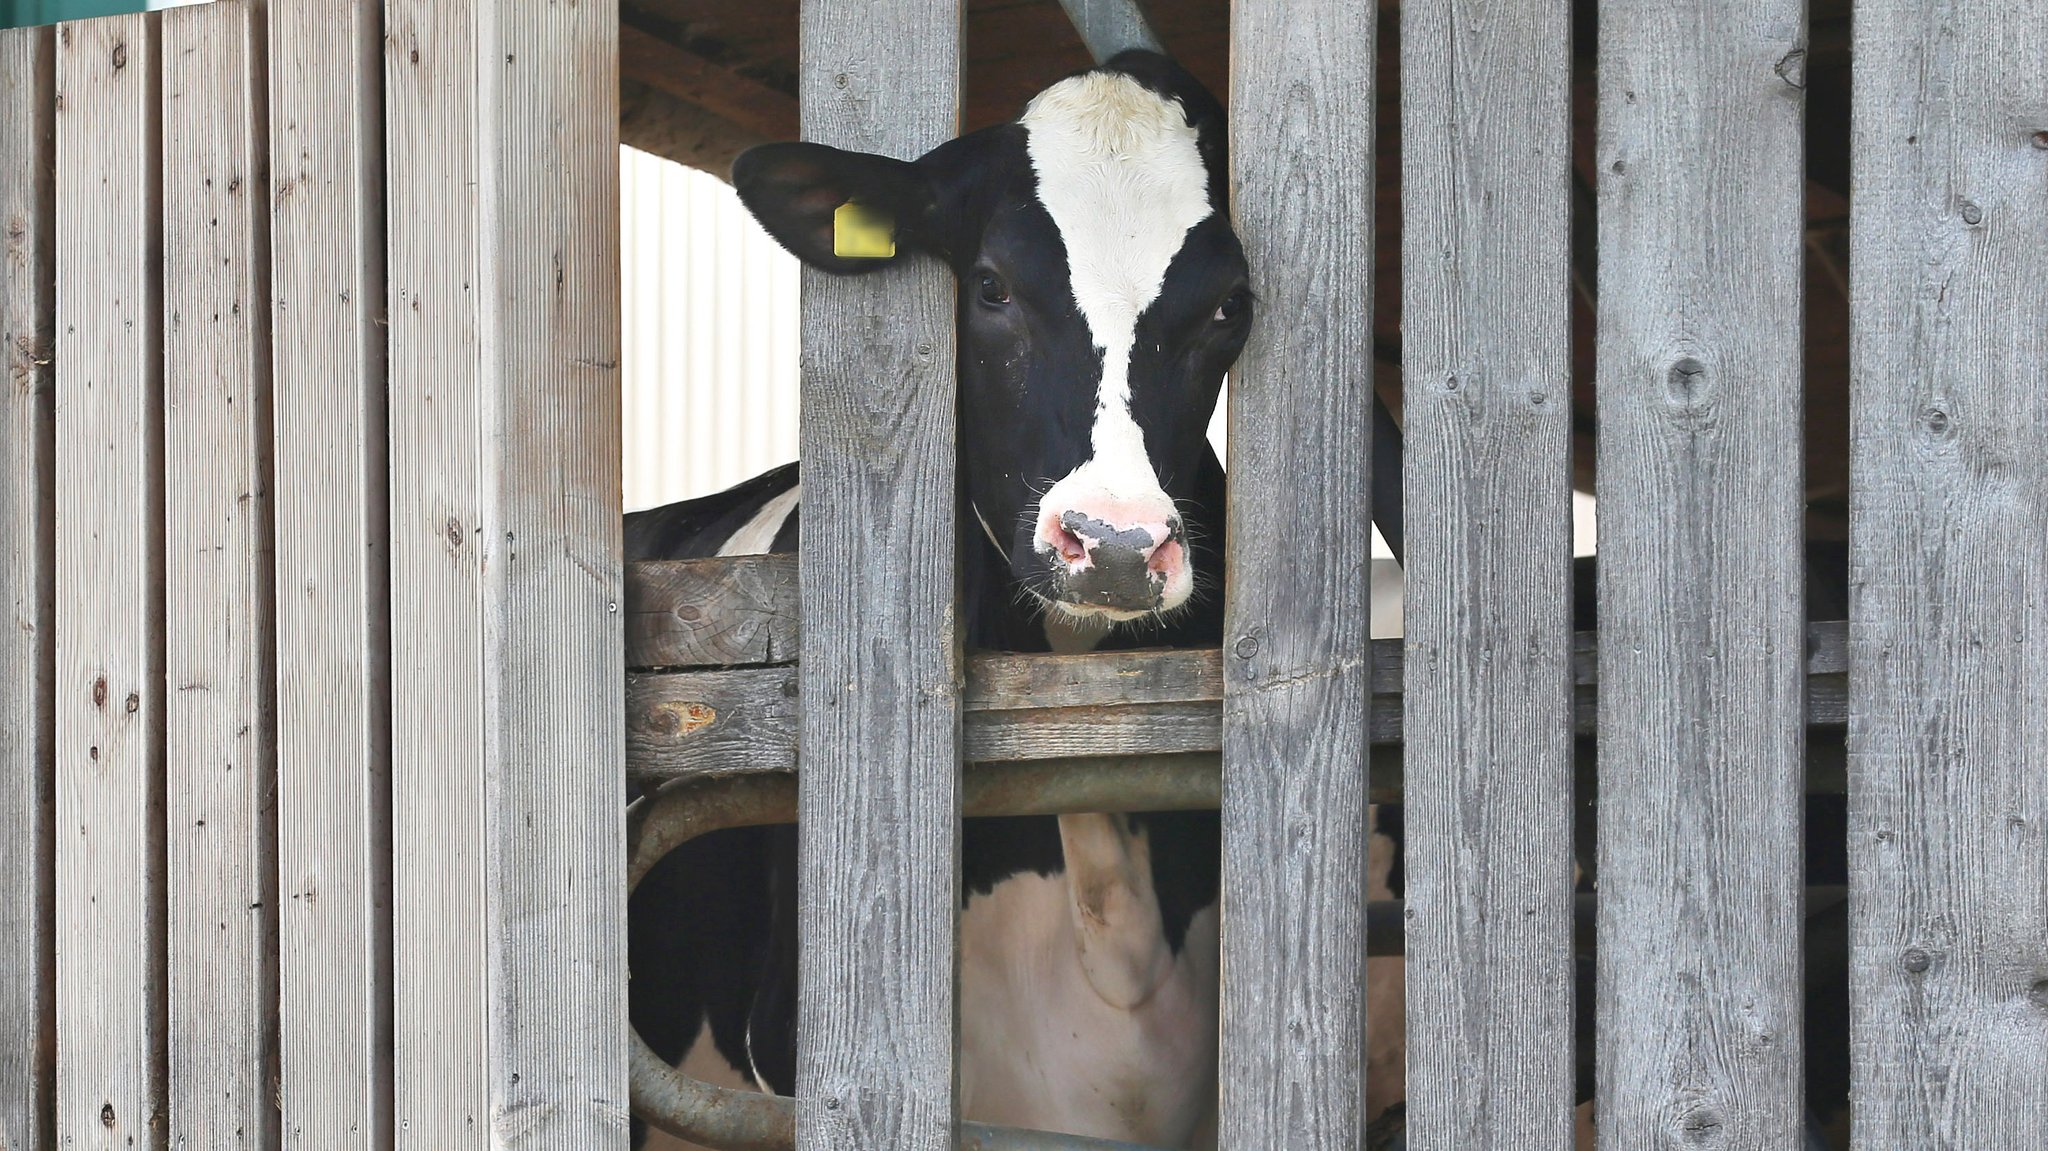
{"left": 620, "top": 146, "right": 802, "bottom": 512}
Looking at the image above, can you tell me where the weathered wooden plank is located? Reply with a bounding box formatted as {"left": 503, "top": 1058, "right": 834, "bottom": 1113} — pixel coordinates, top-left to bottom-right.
{"left": 1222, "top": 2, "right": 1377, "bottom": 1146}
{"left": 1400, "top": 0, "right": 1576, "bottom": 1143}
{"left": 479, "top": 1, "right": 630, "bottom": 1137}
{"left": 160, "top": 2, "right": 276, "bottom": 1144}
{"left": 628, "top": 628, "right": 1847, "bottom": 793}
{"left": 267, "top": 0, "right": 391, "bottom": 1145}
{"left": 967, "top": 702, "right": 1219, "bottom": 762}
{"left": 383, "top": 0, "right": 489, "bottom": 1141}
{"left": 625, "top": 553, "right": 798, "bottom": 669}
{"left": 1848, "top": 1, "right": 2048, "bottom": 1144}
{"left": 965, "top": 648, "right": 1222, "bottom": 710}
{"left": 53, "top": 14, "right": 166, "bottom": 1151}
{"left": 0, "top": 26, "right": 56, "bottom": 1151}
{"left": 1594, "top": 0, "right": 1808, "bottom": 1143}
{"left": 794, "top": 2, "right": 962, "bottom": 1149}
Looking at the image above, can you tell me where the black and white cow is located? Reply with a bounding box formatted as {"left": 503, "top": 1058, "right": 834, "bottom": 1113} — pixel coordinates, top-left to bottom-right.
{"left": 628, "top": 52, "right": 1247, "bottom": 1149}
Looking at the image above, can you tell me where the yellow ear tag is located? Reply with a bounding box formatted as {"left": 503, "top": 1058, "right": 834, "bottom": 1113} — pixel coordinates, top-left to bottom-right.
{"left": 833, "top": 200, "right": 897, "bottom": 259}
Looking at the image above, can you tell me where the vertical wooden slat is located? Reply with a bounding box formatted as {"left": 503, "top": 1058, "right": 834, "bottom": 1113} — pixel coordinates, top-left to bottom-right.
{"left": 1594, "top": 0, "right": 1807, "bottom": 1145}
{"left": 268, "top": 0, "right": 391, "bottom": 1145}
{"left": 388, "top": 0, "right": 629, "bottom": 1143}
{"left": 1848, "top": 1, "right": 2048, "bottom": 1144}
{"left": 1400, "top": 0, "right": 1576, "bottom": 1143}
{"left": 161, "top": 3, "right": 277, "bottom": 1145}
{"left": 53, "top": 14, "right": 166, "bottom": 1151}
{"left": 1221, "top": 2, "right": 1375, "bottom": 1146}
{"left": 384, "top": 0, "right": 488, "bottom": 1141}
{"left": 793, "top": 2, "right": 962, "bottom": 1150}
{"left": 480, "top": 0, "right": 628, "bottom": 1142}
{"left": 1, "top": 25, "right": 57, "bottom": 1151}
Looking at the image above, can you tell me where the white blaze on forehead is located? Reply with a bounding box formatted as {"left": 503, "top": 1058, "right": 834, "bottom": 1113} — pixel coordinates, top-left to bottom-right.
{"left": 1022, "top": 72, "right": 1212, "bottom": 499}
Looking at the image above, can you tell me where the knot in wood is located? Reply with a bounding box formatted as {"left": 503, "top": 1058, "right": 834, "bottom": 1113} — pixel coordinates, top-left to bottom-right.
{"left": 1665, "top": 356, "right": 1712, "bottom": 412}
{"left": 650, "top": 701, "right": 717, "bottom": 736}
{"left": 1773, "top": 47, "right": 1808, "bottom": 89}
{"left": 1900, "top": 947, "right": 1932, "bottom": 973}
{"left": 1677, "top": 1107, "right": 1725, "bottom": 1145}
{"left": 1959, "top": 200, "right": 1984, "bottom": 226}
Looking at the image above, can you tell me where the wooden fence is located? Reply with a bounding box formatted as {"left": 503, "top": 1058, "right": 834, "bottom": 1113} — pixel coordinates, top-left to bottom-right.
{"left": 3, "top": 2, "right": 2045, "bottom": 1151}
{"left": 2, "top": 1, "right": 626, "bottom": 1147}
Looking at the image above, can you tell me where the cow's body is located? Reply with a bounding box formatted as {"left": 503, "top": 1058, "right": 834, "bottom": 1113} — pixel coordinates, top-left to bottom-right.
{"left": 629, "top": 52, "right": 1244, "bottom": 1149}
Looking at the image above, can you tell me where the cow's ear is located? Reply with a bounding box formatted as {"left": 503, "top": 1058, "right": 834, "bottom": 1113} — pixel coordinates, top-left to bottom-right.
{"left": 732, "top": 142, "right": 941, "bottom": 275}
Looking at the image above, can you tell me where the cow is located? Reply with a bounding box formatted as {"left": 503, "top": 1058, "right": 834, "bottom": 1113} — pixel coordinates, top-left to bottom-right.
{"left": 627, "top": 50, "right": 1253, "bottom": 1150}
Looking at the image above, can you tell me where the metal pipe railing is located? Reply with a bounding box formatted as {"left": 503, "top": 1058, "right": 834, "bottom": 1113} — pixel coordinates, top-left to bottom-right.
{"left": 625, "top": 755, "right": 1222, "bottom": 1151}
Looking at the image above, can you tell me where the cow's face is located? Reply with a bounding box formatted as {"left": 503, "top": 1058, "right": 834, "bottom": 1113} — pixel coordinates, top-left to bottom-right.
{"left": 736, "top": 52, "right": 1248, "bottom": 626}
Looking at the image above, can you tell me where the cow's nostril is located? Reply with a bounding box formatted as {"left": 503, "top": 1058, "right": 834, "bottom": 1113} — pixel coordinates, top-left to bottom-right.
{"left": 1049, "top": 521, "right": 1087, "bottom": 564}
{"left": 1148, "top": 539, "right": 1183, "bottom": 577}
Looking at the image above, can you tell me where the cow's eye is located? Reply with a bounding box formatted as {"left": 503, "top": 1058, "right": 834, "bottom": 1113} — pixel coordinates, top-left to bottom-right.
{"left": 978, "top": 272, "right": 1012, "bottom": 306}
{"left": 1213, "top": 288, "right": 1249, "bottom": 324}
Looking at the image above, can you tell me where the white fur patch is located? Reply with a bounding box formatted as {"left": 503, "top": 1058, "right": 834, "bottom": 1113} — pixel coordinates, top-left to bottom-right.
{"left": 716, "top": 484, "right": 801, "bottom": 557}
{"left": 1021, "top": 72, "right": 1212, "bottom": 501}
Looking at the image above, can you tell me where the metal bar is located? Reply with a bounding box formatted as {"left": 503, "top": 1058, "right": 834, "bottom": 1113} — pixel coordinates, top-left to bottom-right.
{"left": 1055, "top": 0, "right": 1162, "bottom": 61}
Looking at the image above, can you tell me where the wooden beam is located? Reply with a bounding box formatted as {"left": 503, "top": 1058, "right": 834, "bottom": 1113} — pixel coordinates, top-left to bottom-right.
{"left": 1594, "top": 0, "right": 1809, "bottom": 1144}
{"left": 1232, "top": 2, "right": 1386, "bottom": 1142}
{"left": 793, "top": 2, "right": 962, "bottom": 1148}
{"left": 619, "top": 23, "right": 796, "bottom": 144}
{"left": 1400, "top": 0, "right": 1577, "bottom": 1141}
{"left": 387, "top": 0, "right": 629, "bottom": 1143}
{"left": 268, "top": 0, "right": 391, "bottom": 1143}
{"left": 53, "top": 14, "right": 166, "bottom": 1149}
{"left": 1848, "top": 0, "right": 2048, "bottom": 1143}
{"left": 0, "top": 25, "right": 56, "bottom": 1151}
{"left": 161, "top": 2, "right": 277, "bottom": 1144}
{"left": 625, "top": 621, "right": 1853, "bottom": 788}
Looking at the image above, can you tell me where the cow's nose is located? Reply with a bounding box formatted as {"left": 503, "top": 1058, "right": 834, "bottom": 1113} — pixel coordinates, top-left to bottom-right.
{"left": 1040, "top": 509, "right": 1186, "bottom": 612}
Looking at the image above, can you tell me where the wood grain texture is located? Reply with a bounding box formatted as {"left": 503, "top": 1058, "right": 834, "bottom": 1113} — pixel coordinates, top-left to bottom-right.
{"left": 1399, "top": 0, "right": 1576, "bottom": 1143}
{"left": 1847, "top": 1, "right": 2048, "bottom": 1144}
{"left": 793, "top": 3, "right": 962, "bottom": 1150}
{"left": 965, "top": 647, "right": 1222, "bottom": 710}
{"left": 1594, "top": 0, "right": 1808, "bottom": 1145}
{"left": 0, "top": 25, "right": 56, "bottom": 1151}
{"left": 160, "top": 2, "right": 277, "bottom": 1145}
{"left": 625, "top": 553, "right": 798, "bottom": 669}
{"left": 627, "top": 628, "right": 1850, "bottom": 790}
{"left": 478, "top": 1, "right": 631, "bottom": 1139}
{"left": 53, "top": 15, "right": 166, "bottom": 1150}
{"left": 266, "top": 0, "right": 392, "bottom": 1146}
{"left": 1222, "top": 3, "right": 1377, "bottom": 1146}
{"left": 383, "top": 0, "right": 489, "bottom": 1141}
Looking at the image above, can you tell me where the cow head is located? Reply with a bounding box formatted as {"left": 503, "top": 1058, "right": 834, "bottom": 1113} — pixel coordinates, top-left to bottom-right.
{"left": 735, "top": 51, "right": 1248, "bottom": 626}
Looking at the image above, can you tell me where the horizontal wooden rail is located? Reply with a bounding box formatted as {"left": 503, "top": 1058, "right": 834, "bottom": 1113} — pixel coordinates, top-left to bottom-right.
{"left": 624, "top": 552, "right": 1850, "bottom": 791}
